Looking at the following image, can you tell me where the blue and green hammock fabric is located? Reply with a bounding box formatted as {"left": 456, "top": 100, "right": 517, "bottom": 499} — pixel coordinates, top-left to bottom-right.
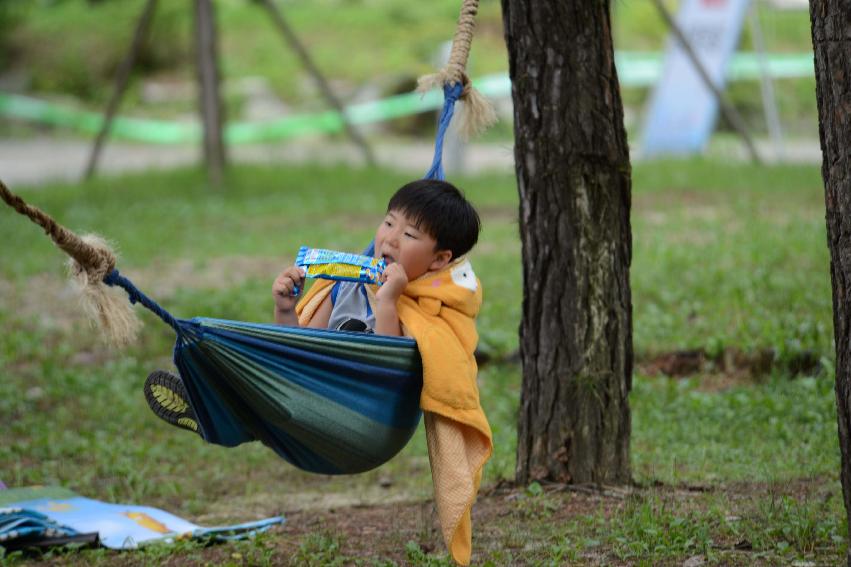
{"left": 173, "top": 319, "right": 422, "bottom": 474}
{"left": 0, "top": 81, "right": 466, "bottom": 476}
{"left": 100, "top": 265, "right": 423, "bottom": 475}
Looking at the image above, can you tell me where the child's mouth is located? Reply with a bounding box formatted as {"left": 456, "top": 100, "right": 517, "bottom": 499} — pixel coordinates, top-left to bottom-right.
{"left": 381, "top": 254, "right": 394, "bottom": 264}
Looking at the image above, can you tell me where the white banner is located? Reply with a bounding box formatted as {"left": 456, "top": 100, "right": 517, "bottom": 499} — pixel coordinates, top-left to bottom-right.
{"left": 641, "top": 0, "right": 752, "bottom": 157}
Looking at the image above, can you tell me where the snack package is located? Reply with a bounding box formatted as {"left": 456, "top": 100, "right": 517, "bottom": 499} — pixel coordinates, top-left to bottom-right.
{"left": 293, "top": 246, "right": 385, "bottom": 294}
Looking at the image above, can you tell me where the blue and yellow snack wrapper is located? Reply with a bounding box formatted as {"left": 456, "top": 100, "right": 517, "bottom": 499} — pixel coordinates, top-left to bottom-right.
{"left": 293, "top": 246, "right": 385, "bottom": 294}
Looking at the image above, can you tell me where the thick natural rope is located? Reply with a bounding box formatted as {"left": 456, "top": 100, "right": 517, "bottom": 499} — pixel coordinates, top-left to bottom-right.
{"left": 0, "top": 179, "right": 141, "bottom": 345}
{"left": 445, "top": 0, "right": 479, "bottom": 86}
{"left": 0, "top": 179, "right": 116, "bottom": 280}
{"left": 416, "top": 0, "right": 496, "bottom": 140}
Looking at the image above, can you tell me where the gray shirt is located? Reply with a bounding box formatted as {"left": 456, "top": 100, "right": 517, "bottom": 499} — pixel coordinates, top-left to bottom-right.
{"left": 327, "top": 281, "right": 376, "bottom": 332}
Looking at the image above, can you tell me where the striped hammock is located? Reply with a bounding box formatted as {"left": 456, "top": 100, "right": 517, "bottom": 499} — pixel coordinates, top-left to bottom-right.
{"left": 175, "top": 318, "right": 422, "bottom": 474}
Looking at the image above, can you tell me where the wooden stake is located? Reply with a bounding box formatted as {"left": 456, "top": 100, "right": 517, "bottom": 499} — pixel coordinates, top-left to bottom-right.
{"left": 84, "top": 0, "right": 158, "bottom": 180}
{"left": 260, "top": 0, "right": 376, "bottom": 166}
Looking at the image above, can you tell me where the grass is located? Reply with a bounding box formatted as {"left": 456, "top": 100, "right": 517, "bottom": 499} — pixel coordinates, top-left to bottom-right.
{"left": 0, "top": 158, "right": 843, "bottom": 564}
{"left": 631, "top": 161, "right": 831, "bottom": 362}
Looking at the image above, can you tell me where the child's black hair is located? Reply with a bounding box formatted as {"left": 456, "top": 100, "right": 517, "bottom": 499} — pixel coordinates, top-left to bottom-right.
{"left": 387, "top": 179, "right": 481, "bottom": 260}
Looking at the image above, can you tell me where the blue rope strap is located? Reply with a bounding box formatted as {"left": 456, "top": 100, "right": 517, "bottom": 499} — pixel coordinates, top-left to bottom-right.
{"left": 424, "top": 82, "right": 464, "bottom": 181}
{"left": 103, "top": 269, "right": 183, "bottom": 336}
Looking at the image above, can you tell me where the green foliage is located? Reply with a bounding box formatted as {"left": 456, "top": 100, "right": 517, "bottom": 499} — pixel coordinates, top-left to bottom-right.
{"left": 4, "top": 0, "right": 820, "bottom": 135}
{"left": 10, "top": 0, "right": 187, "bottom": 100}
{"left": 613, "top": 2, "right": 818, "bottom": 136}
{"left": 0, "top": 1, "right": 24, "bottom": 70}
{"left": 5, "top": 0, "right": 504, "bottom": 107}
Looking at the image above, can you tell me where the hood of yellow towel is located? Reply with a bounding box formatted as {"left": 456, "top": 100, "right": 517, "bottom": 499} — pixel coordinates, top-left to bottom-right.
{"left": 296, "top": 258, "right": 493, "bottom": 565}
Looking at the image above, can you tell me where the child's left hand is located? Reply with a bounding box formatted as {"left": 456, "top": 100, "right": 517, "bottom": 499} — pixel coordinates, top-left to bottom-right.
{"left": 376, "top": 263, "right": 408, "bottom": 304}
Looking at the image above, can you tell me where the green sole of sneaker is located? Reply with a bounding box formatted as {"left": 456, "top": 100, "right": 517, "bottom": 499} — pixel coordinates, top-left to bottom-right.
{"left": 144, "top": 371, "right": 199, "bottom": 434}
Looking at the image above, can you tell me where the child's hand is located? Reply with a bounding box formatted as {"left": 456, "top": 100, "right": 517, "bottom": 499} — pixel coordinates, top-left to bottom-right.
{"left": 376, "top": 262, "right": 408, "bottom": 304}
{"left": 273, "top": 266, "right": 305, "bottom": 313}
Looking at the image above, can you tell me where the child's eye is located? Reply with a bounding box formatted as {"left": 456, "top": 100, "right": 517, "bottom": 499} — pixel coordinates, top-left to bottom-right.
{"left": 404, "top": 232, "right": 417, "bottom": 239}
{"left": 384, "top": 221, "right": 392, "bottom": 227}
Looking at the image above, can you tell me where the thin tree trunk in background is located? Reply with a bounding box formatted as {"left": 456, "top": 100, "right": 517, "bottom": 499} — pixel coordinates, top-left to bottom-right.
{"left": 260, "top": 0, "right": 376, "bottom": 166}
{"left": 194, "top": 0, "right": 226, "bottom": 186}
{"left": 501, "top": 0, "right": 633, "bottom": 485}
{"left": 84, "top": 0, "right": 157, "bottom": 180}
{"left": 808, "top": 1, "right": 851, "bottom": 564}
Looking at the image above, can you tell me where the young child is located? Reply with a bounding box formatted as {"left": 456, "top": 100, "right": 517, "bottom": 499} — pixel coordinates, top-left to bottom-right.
{"left": 144, "top": 178, "right": 480, "bottom": 433}
{"left": 144, "top": 177, "right": 491, "bottom": 564}
{"left": 272, "top": 178, "right": 480, "bottom": 336}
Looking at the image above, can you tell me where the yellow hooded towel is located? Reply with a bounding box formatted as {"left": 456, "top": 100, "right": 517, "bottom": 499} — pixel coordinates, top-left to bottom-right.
{"left": 296, "top": 257, "right": 493, "bottom": 565}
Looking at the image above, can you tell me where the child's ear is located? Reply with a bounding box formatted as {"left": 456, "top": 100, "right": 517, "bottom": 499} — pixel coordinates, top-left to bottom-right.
{"left": 429, "top": 249, "right": 453, "bottom": 271}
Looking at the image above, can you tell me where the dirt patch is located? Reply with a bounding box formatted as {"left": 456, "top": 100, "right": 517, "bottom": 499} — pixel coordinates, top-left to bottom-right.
{"left": 182, "top": 484, "right": 627, "bottom": 566}
{"left": 638, "top": 346, "right": 821, "bottom": 382}
{"left": 489, "top": 345, "right": 821, "bottom": 384}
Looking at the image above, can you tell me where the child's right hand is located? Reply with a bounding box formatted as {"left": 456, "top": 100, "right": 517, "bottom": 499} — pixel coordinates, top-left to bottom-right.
{"left": 273, "top": 266, "right": 305, "bottom": 313}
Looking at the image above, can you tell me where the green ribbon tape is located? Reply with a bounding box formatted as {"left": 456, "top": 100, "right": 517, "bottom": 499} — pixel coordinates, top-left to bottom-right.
{"left": 0, "top": 52, "right": 813, "bottom": 145}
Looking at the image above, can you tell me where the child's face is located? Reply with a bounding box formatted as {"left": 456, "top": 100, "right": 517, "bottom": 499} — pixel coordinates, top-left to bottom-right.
{"left": 375, "top": 209, "right": 452, "bottom": 280}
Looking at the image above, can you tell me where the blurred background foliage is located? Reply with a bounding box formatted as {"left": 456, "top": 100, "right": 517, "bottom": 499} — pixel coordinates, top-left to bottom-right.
{"left": 0, "top": 0, "right": 820, "bottom": 139}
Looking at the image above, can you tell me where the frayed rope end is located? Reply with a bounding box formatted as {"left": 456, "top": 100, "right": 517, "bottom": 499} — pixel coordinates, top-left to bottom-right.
{"left": 416, "top": 70, "right": 497, "bottom": 140}
{"left": 455, "top": 87, "right": 497, "bottom": 140}
{"left": 66, "top": 234, "right": 141, "bottom": 347}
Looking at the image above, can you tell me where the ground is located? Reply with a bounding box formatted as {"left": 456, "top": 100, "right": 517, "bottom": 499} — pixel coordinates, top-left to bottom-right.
{"left": 9, "top": 476, "right": 840, "bottom": 566}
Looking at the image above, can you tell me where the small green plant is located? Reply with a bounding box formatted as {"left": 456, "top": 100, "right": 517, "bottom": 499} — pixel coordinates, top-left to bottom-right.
{"left": 608, "top": 494, "right": 715, "bottom": 562}
{"left": 293, "top": 532, "right": 350, "bottom": 566}
{"left": 404, "top": 540, "right": 454, "bottom": 566}
{"left": 749, "top": 494, "right": 846, "bottom": 556}
{"left": 516, "top": 481, "right": 558, "bottom": 520}
{"left": 543, "top": 536, "right": 581, "bottom": 564}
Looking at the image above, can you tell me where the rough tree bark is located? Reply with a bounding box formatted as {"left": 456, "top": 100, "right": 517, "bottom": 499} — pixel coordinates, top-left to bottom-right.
{"left": 501, "top": 0, "right": 633, "bottom": 485}
{"left": 808, "top": 1, "right": 851, "bottom": 562}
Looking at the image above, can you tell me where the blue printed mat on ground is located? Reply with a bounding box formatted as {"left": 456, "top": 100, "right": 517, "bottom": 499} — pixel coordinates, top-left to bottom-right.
{"left": 0, "top": 486, "right": 283, "bottom": 550}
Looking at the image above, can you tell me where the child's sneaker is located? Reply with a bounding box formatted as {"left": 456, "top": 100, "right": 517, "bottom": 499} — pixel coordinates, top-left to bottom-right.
{"left": 143, "top": 370, "right": 200, "bottom": 435}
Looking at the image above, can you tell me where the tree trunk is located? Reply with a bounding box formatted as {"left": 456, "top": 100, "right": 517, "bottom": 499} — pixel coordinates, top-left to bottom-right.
{"left": 194, "top": 0, "right": 226, "bottom": 186}
{"left": 84, "top": 0, "right": 158, "bottom": 180}
{"left": 501, "top": 0, "right": 633, "bottom": 485}
{"left": 808, "top": 2, "right": 851, "bottom": 563}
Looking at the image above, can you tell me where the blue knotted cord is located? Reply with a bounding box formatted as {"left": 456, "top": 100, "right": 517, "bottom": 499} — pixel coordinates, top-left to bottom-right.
{"left": 103, "top": 269, "right": 183, "bottom": 336}
{"left": 423, "top": 82, "right": 464, "bottom": 181}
